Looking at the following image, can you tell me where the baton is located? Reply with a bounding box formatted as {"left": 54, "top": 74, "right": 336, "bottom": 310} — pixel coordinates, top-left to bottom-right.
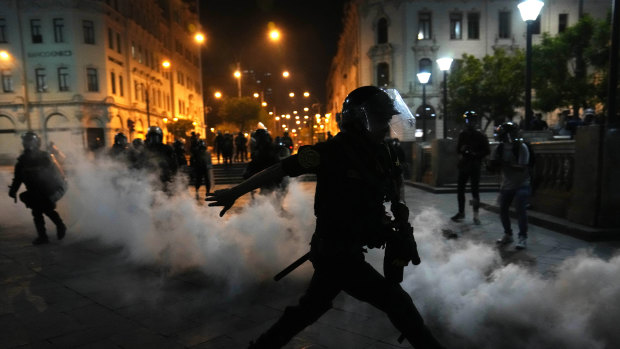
{"left": 273, "top": 252, "right": 311, "bottom": 281}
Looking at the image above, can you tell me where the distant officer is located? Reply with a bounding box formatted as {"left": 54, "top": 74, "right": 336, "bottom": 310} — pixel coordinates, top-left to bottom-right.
{"left": 128, "top": 138, "right": 145, "bottom": 170}
{"left": 108, "top": 132, "right": 129, "bottom": 160}
{"left": 9, "top": 132, "right": 67, "bottom": 245}
{"left": 451, "top": 111, "right": 490, "bottom": 224}
{"left": 190, "top": 140, "right": 214, "bottom": 199}
{"left": 235, "top": 131, "right": 248, "bottom": 162}
{"left": 144, "top": 126, "right": 177, "bottom": 187}
{"left": 489, "top": 121, "right": 531, "bottom": 250}
{"left": 207, "top": 86, "right": 445, "bottom": 349}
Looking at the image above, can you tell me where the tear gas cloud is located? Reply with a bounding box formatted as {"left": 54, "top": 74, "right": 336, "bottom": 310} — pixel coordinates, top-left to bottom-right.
{"left": 1, "top": 156, "right": 619, "bottom": 348}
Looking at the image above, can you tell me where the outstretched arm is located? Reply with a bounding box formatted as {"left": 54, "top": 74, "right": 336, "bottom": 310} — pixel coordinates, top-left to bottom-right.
{"left": 206, "top": 162, "right": 286, "bottom": 216}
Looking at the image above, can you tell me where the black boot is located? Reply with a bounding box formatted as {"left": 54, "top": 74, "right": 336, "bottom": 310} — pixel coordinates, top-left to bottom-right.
{"left": 46, "top": 210, "right": 66, "bottom": 240}
{"left": 32, "top": 235, "right": 49, "bottom": 245}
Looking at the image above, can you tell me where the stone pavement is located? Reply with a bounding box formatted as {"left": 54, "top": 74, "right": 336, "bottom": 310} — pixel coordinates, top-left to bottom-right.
{"left": 1, "top": 179, "right": 619, "bottom": 349}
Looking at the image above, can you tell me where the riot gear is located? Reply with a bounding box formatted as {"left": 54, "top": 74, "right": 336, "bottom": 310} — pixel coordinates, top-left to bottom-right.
{"left": 463, "top": 110, "right": 478, "bottom": 128}
{"left": 22, "top": 132, "right": 41, "bottom": 151}
{"left": 114, "top": 132, "right": 128, "bottom": 146}
{"left": 132, "top": 138, "right": 144, "bottom": 148}
{"left": 145, "top": 126, "right": 163, "bottom": 146}
{"left": 339, "top": 86, "right": 398, "bottom": 134}
{"left": 495, "top": 121, "right": 520, "bottom": 143}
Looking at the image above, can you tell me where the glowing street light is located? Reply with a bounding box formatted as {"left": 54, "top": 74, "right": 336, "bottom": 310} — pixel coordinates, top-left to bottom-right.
{"left": 194, "top": 33, "right": 205, "bottom": 44}
{"left": 269, "top": 29, "right": 280, "bottom": 41}
{"left": 214, "top": 91, "right": 222, "bottom": 99}
{"left": 289, "top": 92, "right": 295, "bottom": 98}
{"left": 253, "top": 92, "right": 260, "bottom": 98}
{"left": 518, "top": 0, "right": 544, "bottom": 130}
{"left": 162, "top": 60, "right": 171, "bottom": 68}
{"left": 436, "top": 57, "right": 453, "bottom": 138}
{"left": 0, "top": 50, "right": 9, "bottom": 60}
{"left": 282, "top": 71, "right": 290, "bottom": 78}
{"left": 417, "top": 72, "right": 431, "bottom": 142}
{"left": 303, "top": 91, "right": 310, "bottom": 97}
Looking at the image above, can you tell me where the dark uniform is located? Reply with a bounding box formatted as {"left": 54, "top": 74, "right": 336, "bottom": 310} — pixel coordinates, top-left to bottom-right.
{"left": 190, "top": 141, "right": 213, "bottom": 198}
{"left": 9, "top": 133, "right": 66, "bottom": 245}
{"left": 144, "top": 127, "right": 178, "bottom": 187}
{"left": 246, "top": 87, "right": 444, "bottom": 349}
{"left": 243, "top": 129, "right": 282, "bottom": 193}
{"left": 452, "top": 111, "right": 490, "bottom": 223}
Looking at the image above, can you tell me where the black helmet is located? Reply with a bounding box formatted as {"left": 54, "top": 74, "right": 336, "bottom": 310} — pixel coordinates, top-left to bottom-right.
{"left": 132, "top": 138, "right": 144, "bottom": 148}
{"left": 339, "top": 86, "right": 399, "bottom": 134}
{"left": 495, "top": 121, "right": 520, "bottom": 142}
{"left": 145, "top": 126, "right": 163, "bottom": 146}
{"left": 253, "top": 128, "right": 272, "bottom": 145}
{"left": 114, "top": 132, "right": 128, "bottom": 146}
{"left": 463, "top": 110, "right": 478, "bottom": 128}
{"left": 22, "top": 132, "right": 41, "bottom": 150}
{"left": 197, "top": 140, "right": 206, "bottom": 151}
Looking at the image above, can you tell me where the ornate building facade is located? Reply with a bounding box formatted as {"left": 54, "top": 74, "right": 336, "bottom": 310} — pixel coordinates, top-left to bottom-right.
{"left": 326, "top": 0, "right": 610, "bottom": 142}
{"left": 0, "top": 0, "right": 204, "bottom": 163}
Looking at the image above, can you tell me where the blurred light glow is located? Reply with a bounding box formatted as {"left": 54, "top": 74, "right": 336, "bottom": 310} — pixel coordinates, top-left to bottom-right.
{"left": 518, "top": 0, "right": 544, "bottom": 21}
{"left": 437, "top": 57, "right": 454, "bottom": 71}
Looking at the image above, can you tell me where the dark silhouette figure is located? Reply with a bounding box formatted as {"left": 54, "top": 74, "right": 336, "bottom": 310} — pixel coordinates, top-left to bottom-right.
{"left": 9, "top": 132, "right": 67, "bottom": 245}
{"left": 530, "top": 113, "right": 548, "bottom": 130}
{"left": 128, "top": 138, "right": 145, "bottom": 170}
{"left": 451, "top": 111, "right": 490, "bottom": 224}
{"left": 108, "top": 132, "right": 129, "bottom": 161}
{"left": 190, "top": 140, "right": 213, "bottom": 199}
{"left": 235, "top": 132, "right": 248, "bottom": 162}
{"left": 144, "top": 126, "right": 178, "bottom": 188}
{"left": 207, "top": 86, "right": 445, "bottom": 349}
{"left": 280, "top": 131, "right": 293, "bottom": 154}
{"left": 243, "top": 129, "right": 282, "bottom": 194}
{"left": 214, "top": 131, "right": 224, "bottom": 164}
{"left": 221, "top": 133, "right": 234, "bottom": 165}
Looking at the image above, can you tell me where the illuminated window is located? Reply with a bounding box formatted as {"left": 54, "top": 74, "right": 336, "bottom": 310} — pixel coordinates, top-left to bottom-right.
{"left": 450, "top": 13, "right": 462, "bottom": 40}
{"left": 418, "top": 12, "right": 432, "bottom": 40}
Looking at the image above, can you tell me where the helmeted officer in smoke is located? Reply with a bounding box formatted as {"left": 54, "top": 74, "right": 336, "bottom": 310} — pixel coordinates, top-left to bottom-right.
{"left": 451, "top": 111, "right": 490, "bottom": 225}
{"left": 9, "top": 132, "right": 67, "bottom": 245}
{"left": 190, "top": 139, "right": 214, "bottom": 199}
{"left": 207, "top": 86, "right": 445, "bottom": 349}
{"left": 108, "top": 132, "right": 129, "bottom": 160}
{"left": 143, "top": 126, "right": 177, "bottom": 188}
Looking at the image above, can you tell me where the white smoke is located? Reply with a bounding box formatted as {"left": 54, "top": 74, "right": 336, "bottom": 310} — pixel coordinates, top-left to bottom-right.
{"left": 2, "top": 155, "right": 620, "bottom": 348}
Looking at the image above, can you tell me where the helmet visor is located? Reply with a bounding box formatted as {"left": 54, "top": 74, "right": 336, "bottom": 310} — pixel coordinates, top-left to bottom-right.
{"left": 383, "top": 89, "right": 415, "bottom": 140}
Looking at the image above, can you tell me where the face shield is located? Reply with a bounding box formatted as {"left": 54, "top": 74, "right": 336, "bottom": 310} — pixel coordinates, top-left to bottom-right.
{"left": 383, "top": 89, "right": 415, "bottom": 141}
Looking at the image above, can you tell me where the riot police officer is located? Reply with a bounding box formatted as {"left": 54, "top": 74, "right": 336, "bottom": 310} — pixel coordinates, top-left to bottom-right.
{"left": 9, "top": 132, "right": 67, "bottom": 245}
{"left": 144, "top": 126, "right": 177, "bottom": 187}
{"left": 108, "top": 132, "right": 129, "bottom": 160}
{"left": 451, "top": 111, "right": 490, "bottom": 224}
{"left": 190, "top": 140, "right": 214, "bottom": 199}
{"left": 207, "top": 86, "right": 445, "bottom": 349}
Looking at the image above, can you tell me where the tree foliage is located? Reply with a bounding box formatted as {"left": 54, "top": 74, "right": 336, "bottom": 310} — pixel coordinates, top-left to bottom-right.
{"left": 448, "top": 49, "right": 524, "bottom": 131}
{"left": 166, "top": 119, "right": 195, "bottom": 140}
{"left": 531, "top": 15, "right": 598, "bottom": 115}
{"left": 219, "top": 97, "right": 266, "bottom": 132}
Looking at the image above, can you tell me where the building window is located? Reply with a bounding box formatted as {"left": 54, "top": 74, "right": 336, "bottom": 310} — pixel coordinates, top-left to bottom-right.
{"left": 119, "top": 75, "right": 123, "bottom": 97}
{"left": 35, "top": 68, "right": 47, "bottom": 92}
{"left": 2, "top": 70, "right": 13, "bottom": 92}
{"left": 419, "top": 58, "right": 432, "bottom": 83}
{"left": 0, "top": 18, "right": 7, "bottom": 43}
{"left": 30, "top": 19, "right": 42, "bottom": 43}
{"left": 450, "top": 13, "right": 463, "bottom": 40}
{"left": 116, "top": 33, "right": 122, "bottom": 53}
{"left": 83, "top": 20, "right": 95, "bottom": 44}
{"left": 532, "top": 16, "right": 541, "bottom": 35}
{"left": 558, "top": 13, "right": 568, "bottom": 33}
{"left": 177, "top": 71, "right": 184, "bottom": 86}
{"left": 53, "top": 18, "right": 64, "bottom": 43}
{"left": 110, "top": 72, "right": 116, "bottom": 94}
{"left": 468, "top": 12, "right": 480, "bottom": 39}
{"left": 131, "top": 41, "right": 135, "bottom": 58}
{"left": 418, "top": 12, "right": 432, "bottom": 40}
{"left": 108, "top": 28, "right": 114, "bottom": 49}
{"left": 499, "top": 11, "right": 511, "bottom": 39}
{"left": 86, "top": 68, "right": 98, "bottom": 92}
{"left": 377, "top": 17, "right": 388, "bottom": 44}
{"left": 377, "top": 62, "right": 389, "bottom": 87}
{"left": 57, "top": 67, "right": 69, "bottom": 91}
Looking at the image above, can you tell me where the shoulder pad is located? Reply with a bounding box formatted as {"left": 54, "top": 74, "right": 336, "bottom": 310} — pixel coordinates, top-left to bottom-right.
{"left": 297, "top": 146, "right": 320, "bottom": 169}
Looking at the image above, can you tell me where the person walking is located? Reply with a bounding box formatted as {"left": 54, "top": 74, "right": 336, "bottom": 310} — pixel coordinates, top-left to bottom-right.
{"left": 207, "top": 86, "right": 445, "bottom": 349}
{"left": 451, "top": 111, "right": 490, "bottom": 225}
{"left": 9, "top": 132, "right": 67, "bottom": 245}
{"left": 489, "top": 121, "right": 531, "bottom": 250}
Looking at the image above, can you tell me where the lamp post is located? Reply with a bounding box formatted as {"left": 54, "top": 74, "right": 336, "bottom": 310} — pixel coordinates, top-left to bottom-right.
{"left": 436, "top": 57, "right": 453, "bottom": 139}
{"left": 518, "top": 0, "right": 544, "bottom": 130}
{"left": 417, "top": 72, "right": 431, "bottom": 142}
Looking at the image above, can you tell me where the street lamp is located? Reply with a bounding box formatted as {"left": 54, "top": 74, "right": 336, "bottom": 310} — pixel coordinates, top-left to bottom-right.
{"left": 417, "top": 72, "right": 431, "bottom": 142}
{"left": 234, "top": 63, "right": 242, "bottom": 98}
{"left": 436, "top": 57, "right": 453, "bottom": 138}
{"left": 518, "top": 0, "right": 544, "bottom": 130}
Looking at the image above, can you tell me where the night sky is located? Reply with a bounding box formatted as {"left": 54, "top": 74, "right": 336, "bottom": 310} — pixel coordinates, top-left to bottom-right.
{"left": 199, "top": 0, "right": 349, "bottom": 114}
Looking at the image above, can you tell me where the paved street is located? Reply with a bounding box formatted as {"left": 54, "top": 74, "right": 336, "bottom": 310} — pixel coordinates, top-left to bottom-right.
{"left": 1, "top": 166, "right": 619, "bottom": 348}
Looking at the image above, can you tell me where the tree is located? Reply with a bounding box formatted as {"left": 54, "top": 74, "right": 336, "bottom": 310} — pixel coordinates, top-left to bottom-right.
{"left": 531, "top": 15, "right": 599, "bottom": 116}
{"left": 219, "top": 97, "right": 266, "bottom": 132}
{"left": 166, "top": 119, "right": 195, "bottom": 140}
{"left": 448, "top": 49, "right": 524, "bottom": 131}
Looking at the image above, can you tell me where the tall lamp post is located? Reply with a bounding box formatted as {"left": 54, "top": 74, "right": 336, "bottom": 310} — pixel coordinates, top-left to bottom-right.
{"left": 436, "top": 57, "right": 453, "bottom": 139}
{"left": 417, "top": 72, "right": 431, "bottom": 142}
{"left": 518, "top": 0, "right": 544, "bottom": 130}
